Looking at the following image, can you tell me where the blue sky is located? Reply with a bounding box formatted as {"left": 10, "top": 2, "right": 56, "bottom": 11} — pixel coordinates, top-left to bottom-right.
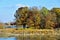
{"left": 0, "top": 0, "right": 60, "bottom": 23}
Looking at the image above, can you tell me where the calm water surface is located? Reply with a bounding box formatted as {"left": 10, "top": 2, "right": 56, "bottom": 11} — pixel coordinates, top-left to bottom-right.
{"left": 0, "top": 37, "right": 16, "bottom": 40}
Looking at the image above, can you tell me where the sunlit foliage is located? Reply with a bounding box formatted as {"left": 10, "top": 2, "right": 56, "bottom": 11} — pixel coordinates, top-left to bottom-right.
{"left": 15, "top": 7, "right": 60, "bottom": 29}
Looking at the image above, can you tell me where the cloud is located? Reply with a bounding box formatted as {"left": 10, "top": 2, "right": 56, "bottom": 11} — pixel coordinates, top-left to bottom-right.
{"left": 16, "top": 4, "right": 29, "bottom": 7}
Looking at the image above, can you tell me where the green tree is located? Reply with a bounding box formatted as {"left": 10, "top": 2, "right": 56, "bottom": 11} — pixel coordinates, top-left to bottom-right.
{"left": 40, "top": 7, "right": 49, "bottom": 29}
{"left": 40, "top": 7, "right": 49, "bottom": 17}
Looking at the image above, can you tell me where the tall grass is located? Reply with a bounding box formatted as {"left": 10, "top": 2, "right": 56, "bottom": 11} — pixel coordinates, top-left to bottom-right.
{"left": 0, "top": 29, "right": 60, "bottom": 40}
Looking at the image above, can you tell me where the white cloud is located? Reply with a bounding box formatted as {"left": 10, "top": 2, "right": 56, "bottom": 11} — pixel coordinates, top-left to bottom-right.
{"left": 16, "top": 4, "right": 29, "bottom": 7}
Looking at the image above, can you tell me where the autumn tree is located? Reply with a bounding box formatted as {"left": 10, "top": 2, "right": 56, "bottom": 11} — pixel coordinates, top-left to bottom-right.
{"left": 32, "top": 7, "right": 41, "bottom": 29}
{"left": 26, "top": 11, "right": 35, "bottom": 28}
{"left": 15, "top": 7, "right": 29, "bottom": 29}
{"left": 26, "top": 7, "right": 41, "bottom": 29}
{"left": 51, "top": 8, "right": 60, "bottom": 28}
{"left": 15, "top": 7, "right": 60, "bottom": 29}
{"left": 45, "top": 12, "right": 57, "bottom": 29}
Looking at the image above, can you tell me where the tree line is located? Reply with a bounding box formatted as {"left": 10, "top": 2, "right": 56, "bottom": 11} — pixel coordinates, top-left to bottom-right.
{"left": 14, "top": 7, "right": 60, "bottom": 29}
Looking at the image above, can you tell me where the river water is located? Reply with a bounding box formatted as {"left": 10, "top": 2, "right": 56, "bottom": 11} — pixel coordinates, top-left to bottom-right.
{"left": 0, "top": 37, "right": 16, "bottom": 40}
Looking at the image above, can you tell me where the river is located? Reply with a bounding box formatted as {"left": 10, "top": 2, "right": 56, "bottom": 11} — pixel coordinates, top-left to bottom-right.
{"left": 0, "top": 37, "right": 16, "bottom": 40}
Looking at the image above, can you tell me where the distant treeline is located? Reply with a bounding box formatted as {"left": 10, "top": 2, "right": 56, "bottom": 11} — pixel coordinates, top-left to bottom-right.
{"left": 14, "top": 7, "right": 60, "bottom": 29}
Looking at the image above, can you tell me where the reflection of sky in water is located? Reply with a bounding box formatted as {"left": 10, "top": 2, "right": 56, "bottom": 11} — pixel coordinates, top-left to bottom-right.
{"left": 0, "top": 37, "right": 16, "bottom": 40}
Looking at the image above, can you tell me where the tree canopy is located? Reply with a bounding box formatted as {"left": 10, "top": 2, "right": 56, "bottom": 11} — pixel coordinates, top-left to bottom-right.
{"left": 15, "top": 7, "right": 60, "bottom": 29}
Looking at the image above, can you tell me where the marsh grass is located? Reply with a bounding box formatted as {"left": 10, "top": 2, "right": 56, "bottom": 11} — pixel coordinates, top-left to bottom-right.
{"left": 0, "top": 29, "right": 60, "bottom": 40}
